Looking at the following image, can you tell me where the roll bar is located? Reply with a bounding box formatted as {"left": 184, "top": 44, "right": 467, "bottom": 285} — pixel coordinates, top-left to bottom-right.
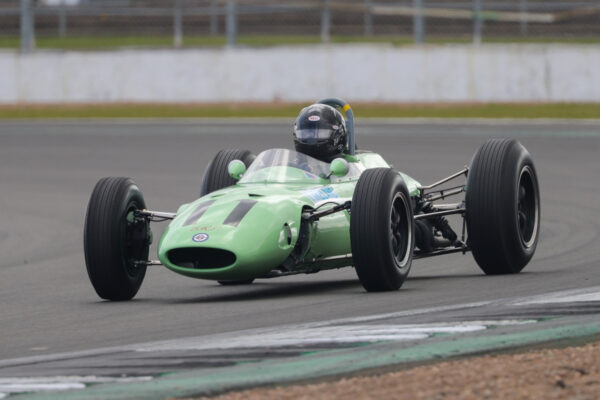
{"left": 317, "top": 97, "right": 355, "bottom": 156}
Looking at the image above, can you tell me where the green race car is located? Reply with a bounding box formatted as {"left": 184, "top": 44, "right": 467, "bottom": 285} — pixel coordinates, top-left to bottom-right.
{"left": 84, "top": 98, "right": 540, "bottom": 300}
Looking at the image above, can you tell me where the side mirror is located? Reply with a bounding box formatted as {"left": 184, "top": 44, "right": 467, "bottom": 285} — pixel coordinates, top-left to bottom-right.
{"left": 228, "top": 160, "right": 246, "bottom": 180}
{"left": 329, "top": 158, "right": 349, "bottom": 178}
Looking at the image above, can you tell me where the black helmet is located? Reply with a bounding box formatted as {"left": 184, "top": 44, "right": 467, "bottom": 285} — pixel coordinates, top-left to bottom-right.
{"left": 293, "top": 104, "right": 347, "bottom": 163}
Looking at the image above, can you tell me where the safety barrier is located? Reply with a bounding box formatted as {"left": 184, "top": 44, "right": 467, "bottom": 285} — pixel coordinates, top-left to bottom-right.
{"left": 1, "top": 44, "right": 599, "bottom": 103}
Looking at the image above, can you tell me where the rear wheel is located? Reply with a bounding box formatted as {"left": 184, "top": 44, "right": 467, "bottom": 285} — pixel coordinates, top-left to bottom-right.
{"left": 350, "top": 168, "right": 414, "bottom": 292}
{"left": 466, "top": 139, "right": 540, "bottom": 274}
{"left": 84, "top": 177, "right": 150, "bottom": 300}
{"left": 200, "top": 149, "right": 256, "bottom": 196}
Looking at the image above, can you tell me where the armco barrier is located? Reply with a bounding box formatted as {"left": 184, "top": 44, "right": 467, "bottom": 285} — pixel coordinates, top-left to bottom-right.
{"left": 1, "top": 44, "right": 599, "bottom": 104}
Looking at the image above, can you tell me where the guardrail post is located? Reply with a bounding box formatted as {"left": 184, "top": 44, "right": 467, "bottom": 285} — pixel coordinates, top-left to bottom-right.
{"left": 20, "top": 0, "right": 35, "bottom": 51}
{"left": 58, "top": 0, "right": 67, "bottom": 38}
{"left": 413, "top": 0, "right": 424, "bottom": 44}
{"left": 226, "top": 0, "right": 237, "bottom": 46}
{"left": 519, "top": 0, "right": 528, "bottom": 35}
{"left": 173, "top": 0, "right": 183, "bottom": 47}
{"left": 321, "top": 0, "right": 331, "bottom": 43}
{"left": 473, "top": 0, "right": 483, "bottom": 45}
{"left": 363, "top": 0, "right": 373, "bottom": 36}
{"left": 210, "top": 0, "right": 218, "bottom": 36}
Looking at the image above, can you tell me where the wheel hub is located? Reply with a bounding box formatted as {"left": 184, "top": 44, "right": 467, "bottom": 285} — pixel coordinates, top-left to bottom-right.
{"left": 517, "top": 166, "right": 539, "bottom": 248}
{"left": 390, "top": 193, "right": 412, "bottom": 267}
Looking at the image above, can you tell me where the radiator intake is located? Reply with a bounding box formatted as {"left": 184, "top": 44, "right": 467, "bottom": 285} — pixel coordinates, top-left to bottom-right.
{"left": 168, "top": 247, "right": 236, "bottom": 269}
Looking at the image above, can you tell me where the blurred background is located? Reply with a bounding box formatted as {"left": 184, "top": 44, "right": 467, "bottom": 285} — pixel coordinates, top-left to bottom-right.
{"left": 2, "top": 0, "right": 600, "bottom": 50}
{"left": 1, "top": 0, "right": 599, "bottom": 113}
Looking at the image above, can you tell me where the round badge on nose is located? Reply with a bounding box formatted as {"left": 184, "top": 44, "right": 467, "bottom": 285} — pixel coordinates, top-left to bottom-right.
{"left": 192, "top": 233, "right": 209, "bottom": 242}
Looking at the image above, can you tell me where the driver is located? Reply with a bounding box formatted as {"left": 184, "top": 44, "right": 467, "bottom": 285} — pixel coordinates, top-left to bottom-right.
{"left": 293, "top": 104, "right": 348, "bottom": 163}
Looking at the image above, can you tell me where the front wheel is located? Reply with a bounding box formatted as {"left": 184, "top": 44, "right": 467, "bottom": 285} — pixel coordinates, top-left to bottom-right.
{"left": 350, "top": 168, "right": 415, "bottom": 292}
{"left": 84, "top": 177, "right": 150, "bottom": 301}
{"left": 466, "top": 139, "right": 540, "bottom": 274}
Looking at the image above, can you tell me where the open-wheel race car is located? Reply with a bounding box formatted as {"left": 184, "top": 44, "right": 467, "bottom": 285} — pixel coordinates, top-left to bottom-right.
{"left": 84, "top": 98, "right": 540, "bottom": 300}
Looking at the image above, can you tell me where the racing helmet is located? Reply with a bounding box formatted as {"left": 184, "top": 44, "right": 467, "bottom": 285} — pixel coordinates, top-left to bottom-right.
{"left": 293, "top": 104, "right": 347, "bottom": 163}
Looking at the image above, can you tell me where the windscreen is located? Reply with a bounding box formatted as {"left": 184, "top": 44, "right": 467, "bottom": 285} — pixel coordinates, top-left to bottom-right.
{"left": 239, "top": 149, "right": 330, "bottom": 184}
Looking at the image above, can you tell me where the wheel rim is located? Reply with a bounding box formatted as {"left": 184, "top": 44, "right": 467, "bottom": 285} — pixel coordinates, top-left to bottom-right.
{"left": 123, "top": 202, "right": 147, "bottom": 277}
{"left": 517, "top": 166, "right": 539, "bottom": 248}
{"left": 390, "top": 193, "right": 412, "bottom": 268}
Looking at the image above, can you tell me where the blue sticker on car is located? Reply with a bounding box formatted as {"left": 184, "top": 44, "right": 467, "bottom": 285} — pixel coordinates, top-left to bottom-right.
{"left": 192, "top": 233, "right": 209, "bottom": 242}
{"left": 301, "top": 187, "right": 340, "bottom": 203}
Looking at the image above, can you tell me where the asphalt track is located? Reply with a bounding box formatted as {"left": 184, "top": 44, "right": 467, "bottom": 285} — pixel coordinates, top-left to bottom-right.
{"left": 0, "top": 119, "right": 599, "bottom": 394}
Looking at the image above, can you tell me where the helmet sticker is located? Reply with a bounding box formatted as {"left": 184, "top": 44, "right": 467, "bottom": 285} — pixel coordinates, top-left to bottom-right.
{"left": 192, "top": 233, "right": 209, "bottom": 242}
{"left": 308, "top": 115, "right": 321, "bottom": 122}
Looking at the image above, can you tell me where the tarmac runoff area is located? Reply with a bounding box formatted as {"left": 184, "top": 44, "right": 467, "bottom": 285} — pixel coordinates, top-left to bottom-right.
{"left": 2, "top": 288, "right": 600, "bottom": 400}
{"left": 0, "top": 119, "right": 599, "bottom": 399}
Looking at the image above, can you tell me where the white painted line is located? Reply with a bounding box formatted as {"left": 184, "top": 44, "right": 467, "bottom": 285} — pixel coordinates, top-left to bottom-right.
{"left": 135, "top": 320, "right": 535, "bottom": 352}
{"left": 0, "top": 377, "right": 153, "bottom": 384}
{"left": 129, "top": 301, "right": 493, "bottom": 353}
{"left": 513, "top": 288, "right": 600, "bottom": 305}
{"left": 0, "top": 376, "right": 152, "bottom": 397}
{"left": 0, "top": 382, "right": 86, "bottom": 392}
{"left": 309, "top": 301, "right": 493, "bottom": 327}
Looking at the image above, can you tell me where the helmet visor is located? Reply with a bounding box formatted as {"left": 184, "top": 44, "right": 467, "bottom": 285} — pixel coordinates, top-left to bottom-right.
{"left": 294, "top": 128, "right": 334, "bottom": 140}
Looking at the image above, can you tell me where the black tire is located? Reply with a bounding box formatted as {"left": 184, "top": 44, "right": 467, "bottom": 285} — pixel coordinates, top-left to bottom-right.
{"left": 200, "top": 149, "right": 256, "bottom": 196}
{"left": 350, "top": 168, "right": 415, "bottom": 292}
{"left": 84, "top": 177, "right": 150, "bottom": 301}
{"left": 466, "top": 139, "right": 540, "bottom": 275}
{"left": 217, "top": 279, "right": 255, "bottom": 286}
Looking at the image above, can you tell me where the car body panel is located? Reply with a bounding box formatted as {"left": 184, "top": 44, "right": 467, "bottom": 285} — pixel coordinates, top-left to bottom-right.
{"left": 157, "top": 149, "right": 421, "bottom": 281}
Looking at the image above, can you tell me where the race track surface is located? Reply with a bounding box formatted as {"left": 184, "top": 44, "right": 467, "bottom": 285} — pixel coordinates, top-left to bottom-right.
{"left": 0, "top": 119, "right": 599, "bottom": 365}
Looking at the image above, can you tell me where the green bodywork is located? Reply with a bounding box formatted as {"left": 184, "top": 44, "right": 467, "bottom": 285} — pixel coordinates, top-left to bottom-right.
{"left": 157, "top": 150, "right": 421, "bottom": 281}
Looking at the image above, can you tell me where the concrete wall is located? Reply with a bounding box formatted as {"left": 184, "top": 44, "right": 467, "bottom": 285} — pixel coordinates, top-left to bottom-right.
{"left": 1, "top": 44, "right": 599, "bottom": 104}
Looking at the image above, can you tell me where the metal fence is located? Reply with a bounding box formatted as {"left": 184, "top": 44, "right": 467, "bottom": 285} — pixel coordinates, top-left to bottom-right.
{"left": 2, "top": 0, "right": 599, "bottom": 51}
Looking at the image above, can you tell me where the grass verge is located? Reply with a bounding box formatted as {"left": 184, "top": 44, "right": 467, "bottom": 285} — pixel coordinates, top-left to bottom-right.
{"left": 1, "top": 35, "right": 599, "bottom": 50}
{"left": 0, "top": 103, "right": 599, "bottom": 119}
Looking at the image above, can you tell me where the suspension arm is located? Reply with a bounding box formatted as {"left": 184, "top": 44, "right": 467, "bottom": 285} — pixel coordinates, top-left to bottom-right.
{"left": 414, "top": 207, "right": 466, "bottom": 220}
{"left": 414, "top": 246, "right": 470, "bottom": 259}
{"left": 134, "top": 209, "right": 177, "bottom": 221}
{"left": 418, "top": 166, "right": 469, "bottom": 191}
{"left": 425, "top": 186, "right": 466, "bottom": 202}
{"left": 302, "top": 201, "right": 352, "bottom": 222}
